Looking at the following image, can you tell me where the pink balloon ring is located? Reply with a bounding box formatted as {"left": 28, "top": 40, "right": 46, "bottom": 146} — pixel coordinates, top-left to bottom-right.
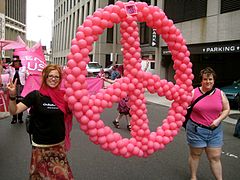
{"left": 64, "top": 1, "right": 194, "bottom": 158}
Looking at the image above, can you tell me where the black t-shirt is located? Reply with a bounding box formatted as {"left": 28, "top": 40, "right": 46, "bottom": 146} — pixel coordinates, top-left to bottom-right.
{"left": 22, "top": 90, "right": 65, "bottom": 145}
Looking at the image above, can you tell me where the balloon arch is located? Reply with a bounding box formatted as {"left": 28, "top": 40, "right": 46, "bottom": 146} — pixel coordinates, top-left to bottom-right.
{"left": 64, "top": 1, "right": 194, "bottom": 158}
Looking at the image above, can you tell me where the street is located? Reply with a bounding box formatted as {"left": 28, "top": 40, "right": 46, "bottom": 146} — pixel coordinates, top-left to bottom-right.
{"left": 0, "top": 102, "right": 239, "bottom": 180}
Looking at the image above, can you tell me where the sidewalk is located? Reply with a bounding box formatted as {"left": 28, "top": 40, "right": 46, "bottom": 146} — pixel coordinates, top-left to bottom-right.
{"left": 144, "top": 91, "right": 239, "bottom": 125}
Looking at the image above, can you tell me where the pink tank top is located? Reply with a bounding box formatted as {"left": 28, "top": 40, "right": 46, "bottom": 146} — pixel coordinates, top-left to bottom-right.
{"left": 190, "top": 87, "right": 223, "bottom": 126}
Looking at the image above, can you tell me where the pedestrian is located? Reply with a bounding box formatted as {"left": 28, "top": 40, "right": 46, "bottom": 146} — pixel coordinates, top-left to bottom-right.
{"left": 110, "top": 65, "right": 120, "bottom": 80}
{"left": 185, "top": 67, "right": 230, "bottom": 180}
{"left": 5, "top": 55, "right": 28, "bottom": 124}
{"left": 113, "top": 96, "right": 131, "bottom": 131}
{"left": 7, "top": 64, "right": 74, "bottom": 179}
{"left": 97, "top": 68, "right": 105, "bottom": 78}
{"left": 102, "top": 65, "right": 131, "bottom": 131}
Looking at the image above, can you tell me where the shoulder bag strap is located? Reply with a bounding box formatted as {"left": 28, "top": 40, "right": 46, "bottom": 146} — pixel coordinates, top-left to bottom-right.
{"left": 190, "top": 87, "right": 215, "bottom": 109}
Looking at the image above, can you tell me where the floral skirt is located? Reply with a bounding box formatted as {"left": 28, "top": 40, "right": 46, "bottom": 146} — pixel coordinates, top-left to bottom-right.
{"left": 30, "top": 143, "right": 74, "bottom": 180}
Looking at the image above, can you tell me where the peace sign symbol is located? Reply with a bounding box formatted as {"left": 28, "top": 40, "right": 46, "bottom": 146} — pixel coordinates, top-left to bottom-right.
{"left": 64, "top": 1, "right": 193, "bottom": 158}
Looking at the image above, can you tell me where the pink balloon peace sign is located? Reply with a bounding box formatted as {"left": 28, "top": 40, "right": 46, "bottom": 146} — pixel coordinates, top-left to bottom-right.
{"left": 64, "top": 1, "right": 194, "bottom": 158}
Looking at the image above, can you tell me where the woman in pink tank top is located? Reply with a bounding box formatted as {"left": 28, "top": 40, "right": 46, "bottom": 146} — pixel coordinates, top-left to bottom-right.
{"left": 186, "top": 67, "right": 230, "bottom": 180}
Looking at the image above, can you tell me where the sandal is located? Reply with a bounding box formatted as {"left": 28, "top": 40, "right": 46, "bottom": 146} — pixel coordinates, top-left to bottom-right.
{"left": 112, "top": 121, "right": 120, "bottom": 129}
{"left": 127, "top": 125, "right": 131, "bottom": 131}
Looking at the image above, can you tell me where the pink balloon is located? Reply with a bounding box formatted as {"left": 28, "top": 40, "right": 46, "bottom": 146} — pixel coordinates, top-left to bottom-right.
{"left": 66, "top": 74, "right": 76, "bottom": 84}
{"left": 71, "top": 45, "right": 80, "bottom": 54}
{"left": 64, "top": 2, "right": 193, "bottom": 158}
{"left": 84, "top": 27, "right": 93, "bottom": 37}
{"left": 76, "top": 31, "right": 85, "bottom": 40}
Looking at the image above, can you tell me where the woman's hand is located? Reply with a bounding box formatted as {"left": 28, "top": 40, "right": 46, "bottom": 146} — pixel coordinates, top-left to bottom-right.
{"left": 7, "top": 79, "right": 17, "bottom": 96}
{"left": 101, "top": 76, "right": 105, "bottom": 80}
{"left": 210, "top": 119, "right": 221, "bottom": 129}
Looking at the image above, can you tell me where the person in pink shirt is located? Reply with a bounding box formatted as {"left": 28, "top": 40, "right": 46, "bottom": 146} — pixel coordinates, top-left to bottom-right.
{"left": 186, "top": 67, "right": 230, "bottom": 180}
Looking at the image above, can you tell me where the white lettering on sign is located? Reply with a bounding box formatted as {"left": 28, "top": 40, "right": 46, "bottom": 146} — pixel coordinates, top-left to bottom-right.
{"left": 203, "top": 46, "right": 237, "bottom": 53}
{"left": 25, "top": 56, "right": 45, "bottom": 72}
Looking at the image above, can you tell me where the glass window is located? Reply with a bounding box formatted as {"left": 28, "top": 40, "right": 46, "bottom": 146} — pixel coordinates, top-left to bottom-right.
{"left": 140, "top": 23, "right": 150, "bottom": 44}
{"left": 164, "top": 0, "right": 207, "bottom": 23}
{"left": 88, "top": 62, "right": 102, "bottom": 68}
{"left": 221, "top": 0, "right": 240, "bottom": 13}
{"left": 108, "top": 0, "right": 115, "bottom": 5}
{"left": 107, "top": 28, "right": 114, "bottom": 43}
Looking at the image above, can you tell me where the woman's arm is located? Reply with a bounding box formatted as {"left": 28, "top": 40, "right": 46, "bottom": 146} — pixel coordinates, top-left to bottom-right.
{"left": 210, "top": 91, "right": 230, "bottom": 127}
{"left": 9, "top": 101, "right": 28, "bottom": 115}
{"left": 101, "top": 77, "right": 115, "bottom": 84}
{"left": 7, "top": 79, "right": 28, "bottom": 114}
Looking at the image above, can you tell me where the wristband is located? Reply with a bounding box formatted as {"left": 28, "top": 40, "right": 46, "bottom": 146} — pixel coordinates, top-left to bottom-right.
{"left": 9, "top": 95, "right": 16, "bottom": 101}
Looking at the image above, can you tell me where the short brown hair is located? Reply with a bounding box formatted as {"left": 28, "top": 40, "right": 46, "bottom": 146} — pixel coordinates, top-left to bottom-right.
{"left": 199, "top": 67, "right": 216, "bottom": 81}
{"left": 41, "top": 64, "right": 62, "bottom": 88}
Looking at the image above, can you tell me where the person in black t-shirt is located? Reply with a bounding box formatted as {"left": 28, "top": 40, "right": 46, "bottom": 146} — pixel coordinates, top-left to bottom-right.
{"left": 7, "top": 64, "right": 74, "bottom": 179}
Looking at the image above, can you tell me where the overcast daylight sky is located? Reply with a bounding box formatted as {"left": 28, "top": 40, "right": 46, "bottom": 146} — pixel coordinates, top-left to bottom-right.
{"left": 26, "top": 0, "right": 54, "bottom": 48}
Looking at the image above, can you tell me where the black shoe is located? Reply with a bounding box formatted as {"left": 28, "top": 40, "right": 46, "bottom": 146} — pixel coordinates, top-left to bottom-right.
{"left": 127, "top": 125, "right": 131, "bottom": 131}
{"left": 112, "top": 121, "right": 120, "bottom": 129}
{"left": 18, "top": 119, "right": 23, "bottom": 123}
{"left": 11, "top": 119, "right": 17, "bottom": 124}
{"left": 233, "top": 133, "right": 240, "bottom": 138}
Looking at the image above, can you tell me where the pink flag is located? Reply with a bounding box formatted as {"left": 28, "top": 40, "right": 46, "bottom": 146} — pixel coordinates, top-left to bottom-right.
{"left": 14, "top": 42, "right": 46, "bottom": 75}
{"left": 86, "top": 77, "right": 104, "bottom": 95}
{"left": 21, "top": 74, "right": 42, "bottom": 97}
{"left": 2, "top": 36, "right": 27, "bottom": 51}
{"left": 1, "top": 74, "right": 10, "bottom": 86}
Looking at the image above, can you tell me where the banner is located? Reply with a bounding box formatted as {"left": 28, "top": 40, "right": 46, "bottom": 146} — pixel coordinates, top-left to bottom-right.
{"left": 86, "top": 77, "right": 104, "bottom": 95}
{"left": 21, "top": 74, "right": 41, "bottom": 97}
{"left": 14, "top": 42, "right": 46, "bottom": 75}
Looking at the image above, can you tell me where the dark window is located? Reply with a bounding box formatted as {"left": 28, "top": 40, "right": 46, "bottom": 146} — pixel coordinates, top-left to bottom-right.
{"left": 107, "top": 28, "right": 114, "bottom": 43}
{"left": 64, "top": 2, "right": 66, "bottom": 14}
{"left": 77, "top": 9, "right": 80, "bottom": 27}
{"left": 141, "top": 0, "right": 151, "bottom": 5}
{"left": 164, "top": 0, "right": 207, "bottom": 23}
{"left": 72, "top": 12, "right": 75, "bottom": 39}
{"left": 87, "top": 1, "right": 90, "bottom": 16}
{"left": 150, "top": 62, "right": 155, "bottom": 69}
{"left": 81, "top": 6, "right": 84, "bottom": 24}
{"left": 106, "top": 54, "right": 112, "bottom": 68}
{"left": 89, "top": 54, "right": 93, "bottom": 61}
{"left": 93, "top": 0, "right": 96, "bottom": 12}
{"left": 70, "top": 0, "right": 72, "bottom": 9}
{"left": 221, "top": 0, "right": 240, "bottom": 13}
{"left": 108, "top": 0, "right": 115, "bottom": 5}
{"left": 140, "top": 23, "right": 150, "bottom": 44}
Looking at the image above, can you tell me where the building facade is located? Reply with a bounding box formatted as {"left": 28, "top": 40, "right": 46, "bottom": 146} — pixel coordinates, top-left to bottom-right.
{"left": 161, "top": 0, "right": 240, "bottom": 86}
{"left": 52, "top": 0, "right": 240, "bottom": 86}
{"left": 0, "top": 0, "right": 26, "bottom": 57}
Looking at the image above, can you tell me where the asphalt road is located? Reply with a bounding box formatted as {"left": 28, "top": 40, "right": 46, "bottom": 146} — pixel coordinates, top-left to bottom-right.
{"left": 0, "top": 102, "right": 239, "bottom": 180}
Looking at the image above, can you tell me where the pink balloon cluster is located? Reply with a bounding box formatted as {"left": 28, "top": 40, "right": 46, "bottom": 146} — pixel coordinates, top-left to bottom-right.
{"left": 64, "top": 1, "right": 194, "bottom": 158}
